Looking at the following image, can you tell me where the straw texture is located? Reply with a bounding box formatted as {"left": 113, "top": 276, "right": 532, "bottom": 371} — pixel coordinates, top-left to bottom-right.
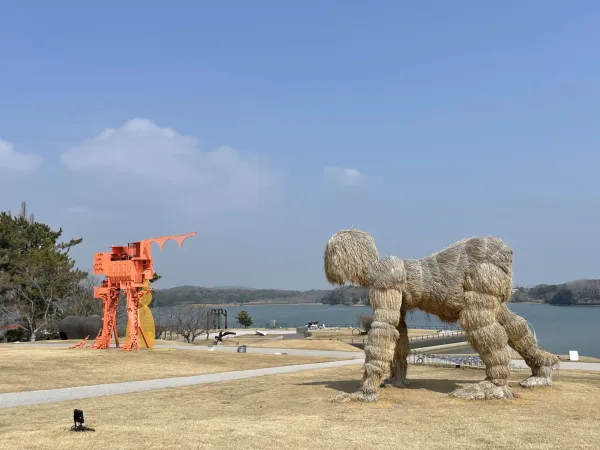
{"left": 325, "top": 229, "right": 559, "bottom": 402}
{"left": 324, "top": 229, "right": 379, "bottom": 288}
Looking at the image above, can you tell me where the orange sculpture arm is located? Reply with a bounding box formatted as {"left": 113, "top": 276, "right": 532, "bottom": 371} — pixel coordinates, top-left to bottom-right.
{"left": 138, "top": 232, "right": 197, "bottom": 281}
{"left": 141, "top": 232, "right": 197, "bottom": 251}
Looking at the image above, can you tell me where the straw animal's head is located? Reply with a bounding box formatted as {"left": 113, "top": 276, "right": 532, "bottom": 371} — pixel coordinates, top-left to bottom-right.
{"left": 323, "top": 229, "right": 379, "bottom": 288}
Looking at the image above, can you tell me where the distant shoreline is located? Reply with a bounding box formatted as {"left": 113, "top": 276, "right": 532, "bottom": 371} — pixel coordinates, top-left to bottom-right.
{"left": 511, "top": 301, "right": 600, "bottom": 307}
{"left": 168, "top": 301, "right": 600, "bottom": 308}
{"left": 183, "top": 302, "right": 327, "bottom": 308}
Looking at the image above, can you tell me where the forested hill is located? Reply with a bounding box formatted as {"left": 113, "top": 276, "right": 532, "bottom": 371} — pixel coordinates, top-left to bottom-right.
{"left": 152, "top": 286, "right": 330, "bottom": 306}
{"left": 152, "top": 279, "right": 600, "bottom": 307}
{"left": 511, "top": 279, "right": 600, "bottom": 305}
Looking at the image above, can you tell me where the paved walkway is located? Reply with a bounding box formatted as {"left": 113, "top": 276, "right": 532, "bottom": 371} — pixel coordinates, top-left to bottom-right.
{"left": 17, "top": 342, "right": 365, "bottom": 359}
{"left": 0, "top": 359, "right": 363, "bottom": 409}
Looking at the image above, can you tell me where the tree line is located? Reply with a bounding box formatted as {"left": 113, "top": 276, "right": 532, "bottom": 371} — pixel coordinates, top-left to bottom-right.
{"left": 152, "top": 285, "right": 329, "bottom": 306}
{"left": 319, "top": 285, "right": 369, "bottom": 306}
{"left": 511, "top": 280, "right": 600, "bottom": 305}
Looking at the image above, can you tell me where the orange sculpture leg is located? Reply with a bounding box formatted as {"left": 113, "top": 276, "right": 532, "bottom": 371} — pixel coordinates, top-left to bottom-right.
{"left": 89, "top": 285, "right": 119, "bottom": 349}
{"left": 122, "top": 287, "right": 141, "bottom": 351}
{"left": 69, "top": 336, "right": 90, "bottom": 349}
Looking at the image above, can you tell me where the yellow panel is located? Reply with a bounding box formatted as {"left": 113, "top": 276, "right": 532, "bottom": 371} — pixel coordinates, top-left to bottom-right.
{"left": 124, "top": 280, "right": 155, "bottom": 348}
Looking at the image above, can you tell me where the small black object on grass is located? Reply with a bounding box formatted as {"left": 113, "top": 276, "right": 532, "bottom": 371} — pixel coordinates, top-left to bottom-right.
{"left": 70, "top": 409, "right": 95, "bottom": 432}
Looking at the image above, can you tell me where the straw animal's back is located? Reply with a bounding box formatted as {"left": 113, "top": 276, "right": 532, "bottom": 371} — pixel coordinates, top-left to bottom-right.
{"left": 401, "top": 236, "right": 513, "bottom": 320}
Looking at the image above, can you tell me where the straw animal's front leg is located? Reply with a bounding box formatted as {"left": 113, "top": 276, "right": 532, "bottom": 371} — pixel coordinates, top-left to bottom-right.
{"left": 382, "top": 309, "right": 410, "bottom": 388}
{"left": 333, "top": 288, "right": 402, "bottom": 403}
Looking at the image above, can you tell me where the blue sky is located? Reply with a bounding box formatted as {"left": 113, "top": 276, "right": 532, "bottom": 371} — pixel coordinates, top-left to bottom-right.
{"left": 1, "top": 1, "right": 599, "bottom": 290}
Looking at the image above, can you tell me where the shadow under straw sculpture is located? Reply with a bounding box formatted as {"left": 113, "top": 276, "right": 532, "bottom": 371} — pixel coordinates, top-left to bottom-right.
{"left": 324, "top": 229, "right": 559, "bottom": 402}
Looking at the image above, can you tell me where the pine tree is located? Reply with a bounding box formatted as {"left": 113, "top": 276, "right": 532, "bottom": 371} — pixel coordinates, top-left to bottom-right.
{"left": 235, "top": 310, "right": 253, "bottom": 328}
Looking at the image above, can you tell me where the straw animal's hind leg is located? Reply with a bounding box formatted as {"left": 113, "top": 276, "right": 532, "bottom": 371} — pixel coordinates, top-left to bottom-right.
{"left": 382, "top": 309, "right": 410, "bottom": 388}
{"left": 332, "top": 288, "right": 402, "bottom": 403}
{"left": 450, "top": 290, "right": 515, "bottom": 400}
{"left": 497, "top": 304, "right": 559, "bottom": 387}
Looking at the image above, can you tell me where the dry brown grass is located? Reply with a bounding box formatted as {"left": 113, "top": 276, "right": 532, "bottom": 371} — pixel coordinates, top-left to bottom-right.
{"left": 222, "top": 339, "right": 361, "bottom": 352}
{"left": 1, "top": 364, "right": 599, "bottom": 449}
{"left": 0, "top": 346, "right": 333, "bottom": 393}
{"left": 211, "top": 332, "right": 362, "bottom": 352}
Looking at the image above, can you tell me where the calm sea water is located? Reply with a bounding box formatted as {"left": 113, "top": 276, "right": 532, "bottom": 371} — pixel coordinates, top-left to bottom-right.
{"left": 161, "top": 303, "right": 600, "bottom": 358}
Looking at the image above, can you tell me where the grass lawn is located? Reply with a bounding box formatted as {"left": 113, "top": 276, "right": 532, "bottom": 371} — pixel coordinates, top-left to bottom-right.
{"left": 0, "top": 346, "right": 333, "bottom": 393}
{"left": 1, "top": 364, "right": 598, "bottom": 449}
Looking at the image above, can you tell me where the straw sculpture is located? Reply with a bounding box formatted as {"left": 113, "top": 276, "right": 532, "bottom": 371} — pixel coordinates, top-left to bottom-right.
{"left": 324, "top": 229, "right": 559, "bottom": 402}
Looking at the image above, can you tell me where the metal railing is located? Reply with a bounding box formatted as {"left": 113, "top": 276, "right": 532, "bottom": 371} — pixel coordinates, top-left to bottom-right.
{"left": 407, "top": 324, "right": 462, "bottom": 330}
{"left": 260, "top": 323, "right": 463, "bottom": 331}
{"left": 408, "top": 330, "right": 466, "bottom": 342}
{"left": 350, "top": 330, "right": 466, "bottom": 345}
{"left": 408, "top": 352, "right": 524, "bottom": 372}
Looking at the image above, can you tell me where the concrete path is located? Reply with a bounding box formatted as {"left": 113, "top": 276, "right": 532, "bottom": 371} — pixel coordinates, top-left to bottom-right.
{"left": 158, "top": 343, "right": 365, "bottom": 359}
{"left": 0, "top": 359, "right": 363, "bottom": 409}
{"left": 510, "top": 359, "right": 600, "bottom": 371}
{"left": 204, "top": 329, "right": 299, "bottom": 339}
{"left": 15, "top": 342, "right": 365, "bottom": 360}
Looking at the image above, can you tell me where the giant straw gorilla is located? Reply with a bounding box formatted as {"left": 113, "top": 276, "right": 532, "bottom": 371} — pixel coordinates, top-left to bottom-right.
{"left": 324, "top": 229, "right": 559, "bottom": 402}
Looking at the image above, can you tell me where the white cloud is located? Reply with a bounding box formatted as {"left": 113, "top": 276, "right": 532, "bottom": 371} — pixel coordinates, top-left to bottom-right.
{"left": 0, "top": 140, "right": 43, "bottom": 173}
{"left": 324, "top": 166, "right": 365, "bottom": 186}
{"left": 60, "top": 119, "right": 276, "bottom": 211}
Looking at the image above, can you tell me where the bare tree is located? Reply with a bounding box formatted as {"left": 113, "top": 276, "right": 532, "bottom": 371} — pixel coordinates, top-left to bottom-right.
{"left": 62, "top": 272, "right": 103, "bottom": 317}
{"left": 0, "top": 295, "right": 15, "bottom": 342}
{"left": 152, "top": 306, "right": 169, "bottom": 339}
{"left": 168, "top": 305, "right": 209, "bottom": 343}
{"left": 6, "top": 201, "right": 34, "bottom": 225}
{"left": 357, "top": 313, "right": 373, "bottom": 335}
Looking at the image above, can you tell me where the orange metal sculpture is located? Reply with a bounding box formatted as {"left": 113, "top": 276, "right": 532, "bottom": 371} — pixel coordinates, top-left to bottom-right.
{"left": 68, "top": 335, "right": 90, "bottom": 349}
{"left": 88, "top": 232, "right": 196, "bottom": 351}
